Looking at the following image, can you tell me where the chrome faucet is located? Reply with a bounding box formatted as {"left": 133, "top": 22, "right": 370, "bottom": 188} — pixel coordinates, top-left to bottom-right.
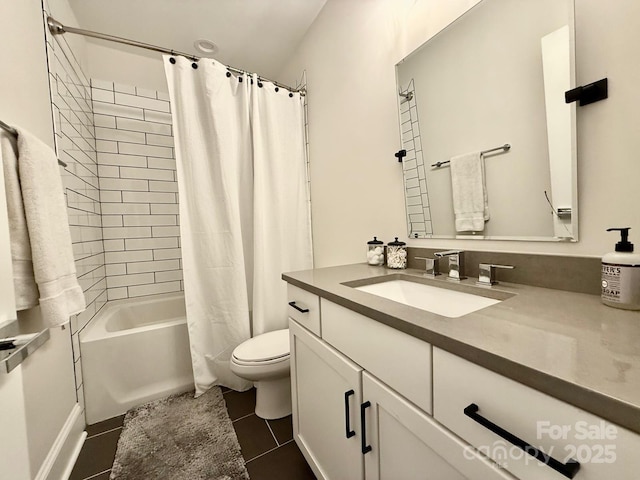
{"left": 477, "top": 263, "right": 514, "bottom": 286}
{"left": 414, "top": 256, "right": 440, "bottom": 278}
{"left": 434, "top": 250, "right": 466, "bottom": 281}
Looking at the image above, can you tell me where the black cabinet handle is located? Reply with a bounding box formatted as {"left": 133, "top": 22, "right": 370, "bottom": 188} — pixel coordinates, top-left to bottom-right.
{"left": 288, "top": 301, "right": 309, "bottom": 313}
{"left": 464, "top": 403, "right": 580, "bottom": 479}
{"left": 344, "top": 390, "right": 356, "bottom": 438}
{"left": 360, "top": 401, "right": 372, "bottom": 454}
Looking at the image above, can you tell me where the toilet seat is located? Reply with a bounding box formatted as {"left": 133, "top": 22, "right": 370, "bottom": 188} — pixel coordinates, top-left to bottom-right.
{"left": 232, "top": 329, "right": 290, "bottom": 365}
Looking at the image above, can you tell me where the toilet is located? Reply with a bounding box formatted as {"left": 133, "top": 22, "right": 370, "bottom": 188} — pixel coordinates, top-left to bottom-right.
{"left": 230, "top": 329, "right": 291, "bottom": 420}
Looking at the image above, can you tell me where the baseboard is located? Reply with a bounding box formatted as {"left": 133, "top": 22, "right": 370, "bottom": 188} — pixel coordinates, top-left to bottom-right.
{"left": 35, "top": 403, "right": 86, "bottom": 480}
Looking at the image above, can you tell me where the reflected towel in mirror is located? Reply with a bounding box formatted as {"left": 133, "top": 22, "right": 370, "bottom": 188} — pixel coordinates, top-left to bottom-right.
{"left": 450, "top": 152, "right": 489, "bottom": 232}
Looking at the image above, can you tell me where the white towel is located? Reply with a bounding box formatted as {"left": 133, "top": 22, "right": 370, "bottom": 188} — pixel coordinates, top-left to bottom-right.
{"left": 1, "top": 128, "right": 85, "bottom": 326}
{"left": 449, "top": 151, "right": 490, "bottom": 232}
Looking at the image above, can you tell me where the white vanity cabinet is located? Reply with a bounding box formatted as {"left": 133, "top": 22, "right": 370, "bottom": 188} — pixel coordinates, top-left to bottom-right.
{"left": 286, "top": 281, "right": 640, "bottom": 480}
{"left": 288, "top": 295, "right": 513, "bottom": 480}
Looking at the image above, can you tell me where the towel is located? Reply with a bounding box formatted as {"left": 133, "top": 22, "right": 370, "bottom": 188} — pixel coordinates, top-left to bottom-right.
{"left": 449, "top": 151, "right": 490, "bottom": 232}
{"left": 1, "top": 128, "right": 85, "bottom": 326}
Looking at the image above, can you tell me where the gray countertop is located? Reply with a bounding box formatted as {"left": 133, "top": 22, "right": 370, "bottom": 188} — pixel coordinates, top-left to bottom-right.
{"left": 282, "top": 263, "right": 640, "bottom": 435}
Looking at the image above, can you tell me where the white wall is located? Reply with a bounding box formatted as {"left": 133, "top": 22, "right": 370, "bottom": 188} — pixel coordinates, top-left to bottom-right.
{"left": 87, "top": 41, "right": 169, "bottom": 92}
{"left": 19, "top": 312, "right": 78, "bottom": 475}
{"left": 1, "top": 0, "right": 82, "bottom": 477}
{"left": 0, "top": 0, "right": 56, "bottom": 147}
{"left": 278, "top": 0, "right": 640, "bottom": 267}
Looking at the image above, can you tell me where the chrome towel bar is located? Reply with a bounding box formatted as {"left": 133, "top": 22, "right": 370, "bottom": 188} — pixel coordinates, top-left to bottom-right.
{"left": 0, "top": 119, "right": 67, "bottom": 167}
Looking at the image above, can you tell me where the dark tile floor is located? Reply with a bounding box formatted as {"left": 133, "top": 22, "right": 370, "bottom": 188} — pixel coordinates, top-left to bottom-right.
{"left": 69, "top": 388, "right": 316, "bottom": 480}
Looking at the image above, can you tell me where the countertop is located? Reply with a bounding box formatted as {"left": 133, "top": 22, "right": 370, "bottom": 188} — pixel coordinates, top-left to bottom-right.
{"left": 282, "top": 263, "right": 640, "bottom": 435}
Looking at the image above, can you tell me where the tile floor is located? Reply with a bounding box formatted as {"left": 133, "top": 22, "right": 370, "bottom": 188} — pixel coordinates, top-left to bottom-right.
{"left": 69, "top": 388, "right": 316, "bottom": 480}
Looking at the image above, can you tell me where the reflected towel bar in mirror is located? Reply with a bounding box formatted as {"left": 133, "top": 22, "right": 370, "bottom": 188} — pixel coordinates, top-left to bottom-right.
{"left": 431, "top": 144, "right": 511, "bottom": 168}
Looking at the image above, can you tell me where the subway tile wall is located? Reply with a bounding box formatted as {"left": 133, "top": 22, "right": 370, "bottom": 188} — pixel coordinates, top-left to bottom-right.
{"left": 44, "top": 4, "right": 106, "bottom": 412}
{"left": 400, "top": 80, "right": 433, "bottom": 237}
{"left": 91, "top": 80, "right": 183, "bottom": 301}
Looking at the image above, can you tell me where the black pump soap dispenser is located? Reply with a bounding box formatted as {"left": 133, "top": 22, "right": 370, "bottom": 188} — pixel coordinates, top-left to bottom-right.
{"left": 601, "top": 227, "right": 640, "bottom": 310}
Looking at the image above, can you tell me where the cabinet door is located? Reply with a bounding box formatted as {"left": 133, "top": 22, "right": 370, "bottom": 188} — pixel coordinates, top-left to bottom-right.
{"left": 363, "top": 372, "right": 515, "bottom": 480}
{"left": 290, "top": 319, "right": 364, "bottom": 480}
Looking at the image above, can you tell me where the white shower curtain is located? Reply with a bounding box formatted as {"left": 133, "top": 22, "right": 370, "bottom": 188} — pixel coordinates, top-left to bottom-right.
{"left": 165, "top": 56, "right": 312, "bottom": 395}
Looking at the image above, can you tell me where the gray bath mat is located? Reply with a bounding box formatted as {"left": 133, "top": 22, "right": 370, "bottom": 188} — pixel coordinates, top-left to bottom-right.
{"left": 110, "top": 387, "right": 249, "bottom": 480}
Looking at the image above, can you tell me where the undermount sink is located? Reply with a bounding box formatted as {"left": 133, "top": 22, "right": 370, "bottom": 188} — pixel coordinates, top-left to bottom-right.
{"left": 352, "top": 278, "right": 504, "bottom": 318}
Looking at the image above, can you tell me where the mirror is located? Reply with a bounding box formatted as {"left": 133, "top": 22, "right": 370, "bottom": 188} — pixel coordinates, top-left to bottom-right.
{"left": 396, "top": 0, "right": 577, "bottom": 241}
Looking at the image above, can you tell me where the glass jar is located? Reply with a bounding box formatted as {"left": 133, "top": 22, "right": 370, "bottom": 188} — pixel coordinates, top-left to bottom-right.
{"left": 367, "top": 237, "right": 385, "bottom": 266}
{"left": 386, "top": 237, "right": 407, "bottom": 269}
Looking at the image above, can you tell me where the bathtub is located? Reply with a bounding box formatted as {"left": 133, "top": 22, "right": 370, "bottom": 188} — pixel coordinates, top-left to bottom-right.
{"left": 81, "top": 292, "right": 194, "bottom": 424}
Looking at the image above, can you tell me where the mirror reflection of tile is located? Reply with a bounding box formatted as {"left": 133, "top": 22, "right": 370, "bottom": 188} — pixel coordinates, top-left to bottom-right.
{"left": 400, "top": 79, "right": 433, "bottom": 238}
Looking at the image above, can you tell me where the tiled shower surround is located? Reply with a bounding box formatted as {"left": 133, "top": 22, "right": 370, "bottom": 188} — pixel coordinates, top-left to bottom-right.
{"left": 45, "top": 7, "right": 105, "bottom": 411}
{"left": 91, "top": 80, "right": 183, "bottom": 301}
{"left": 44, "top": 5, "right": 183, "bottom": 413}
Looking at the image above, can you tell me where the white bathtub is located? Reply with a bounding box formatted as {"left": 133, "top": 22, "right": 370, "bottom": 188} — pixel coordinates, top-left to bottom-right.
{"left": 81, "top": 292, "right": 194, "bottom": 424}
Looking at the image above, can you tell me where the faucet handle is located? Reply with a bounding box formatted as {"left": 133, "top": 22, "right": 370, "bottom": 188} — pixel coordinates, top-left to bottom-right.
{"left": 414, "top": 256, "right": 440, "bottom": 277}
{"left": 434, "top": 250, "right": 464, "bottom": 258}
{"left": 477, "top": 263, "right": 514, "bottom": 286}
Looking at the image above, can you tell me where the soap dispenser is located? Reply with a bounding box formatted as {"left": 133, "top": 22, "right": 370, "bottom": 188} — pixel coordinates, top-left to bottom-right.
{"left": 601, "top": 227, "right": 640, "bottom": 310}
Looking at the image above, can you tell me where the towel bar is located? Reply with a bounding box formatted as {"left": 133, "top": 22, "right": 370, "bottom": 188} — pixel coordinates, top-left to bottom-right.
{"left": 431, "top": 143, "right": 510, "bottom": 168}
{"left": 0, "top": 119, "right": 67, "bottom": 168}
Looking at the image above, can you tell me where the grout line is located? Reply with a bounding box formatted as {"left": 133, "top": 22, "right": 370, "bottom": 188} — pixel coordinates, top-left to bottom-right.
{"left": 82, "top": 468, "right": 111, "bottom": 480}
{"left": 265, "top": 419, "right": 280, "bottom": 446}
{"left": 280, "top": 438, "right": 295, "bottom": 447}
{"left": 231, "top": 412, "right": 255, "bottom": 423}
{"left": 244, "top": 442, "right": 284, "bottom": 464}
{"left": 86, "top": 425, "right": 122, "bottom": 439}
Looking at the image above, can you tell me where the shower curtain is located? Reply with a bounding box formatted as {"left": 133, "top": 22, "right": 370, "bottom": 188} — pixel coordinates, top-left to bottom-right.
{"left": 164, "top": 56, "right": 313, "bottom": 395}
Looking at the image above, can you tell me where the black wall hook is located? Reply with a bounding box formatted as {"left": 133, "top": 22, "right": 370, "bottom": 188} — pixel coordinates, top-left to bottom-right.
{"left": 395, "top": 149, "right": 407, "bottom": 163}
{"left": 565, "top": 78, "right": 608, "bottom": 106}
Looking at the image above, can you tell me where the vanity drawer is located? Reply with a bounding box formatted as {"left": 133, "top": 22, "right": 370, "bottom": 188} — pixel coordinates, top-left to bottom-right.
{"left": 287, "top": 284, "right": 320, "bottom": 336}
{"left": 321, "top": 299, "right": 432, "bottom": 414}
{"left": 433, "top": 347, "right": 640, "bottom": 480}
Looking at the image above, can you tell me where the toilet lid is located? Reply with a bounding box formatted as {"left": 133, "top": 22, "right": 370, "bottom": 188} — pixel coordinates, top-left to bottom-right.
{"left": 232, "top": 329, "right": 290, "bottom": 363}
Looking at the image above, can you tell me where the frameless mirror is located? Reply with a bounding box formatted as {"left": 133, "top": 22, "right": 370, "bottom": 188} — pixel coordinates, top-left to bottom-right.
{"left": 396, "top": 0, "right": 577, "bottom": 241}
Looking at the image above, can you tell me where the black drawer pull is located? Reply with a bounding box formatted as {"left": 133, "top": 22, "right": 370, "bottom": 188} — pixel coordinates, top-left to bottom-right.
{"left": 288, "top": 301, "right": 309, "bottom": 313}
{"left": 464, "top": 403, "right": 580, "bottom": 479}
{"left": 360, "top": 401, "right": 372, "bottom": 454}
{"left": 344, "top": 390, "right": 356, "bottom": 438}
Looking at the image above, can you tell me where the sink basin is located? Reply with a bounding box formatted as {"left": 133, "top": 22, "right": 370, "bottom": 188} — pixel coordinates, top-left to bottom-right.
{"left": 354, "top": 279, "right": 502, "bottom": 318}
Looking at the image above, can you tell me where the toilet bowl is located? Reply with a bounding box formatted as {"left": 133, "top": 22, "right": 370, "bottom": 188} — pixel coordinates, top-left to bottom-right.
{"left": 230, "top": 329, "right": 291, "bottom": 420}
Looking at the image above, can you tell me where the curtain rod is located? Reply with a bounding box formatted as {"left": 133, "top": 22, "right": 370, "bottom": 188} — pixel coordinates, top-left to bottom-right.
{"left": 46, "top": 16, "right": 305, "bottom": 94}
{"left": 0, "top": 119, "right": 67, "bottom": 167}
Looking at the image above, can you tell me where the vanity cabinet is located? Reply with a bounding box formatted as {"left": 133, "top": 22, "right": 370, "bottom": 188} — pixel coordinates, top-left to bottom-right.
{"left": 288, "top": 293, "right": 513, "bottom": 480}
{"left": 286, "top": 281, "right": 640, "bottom": 480}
